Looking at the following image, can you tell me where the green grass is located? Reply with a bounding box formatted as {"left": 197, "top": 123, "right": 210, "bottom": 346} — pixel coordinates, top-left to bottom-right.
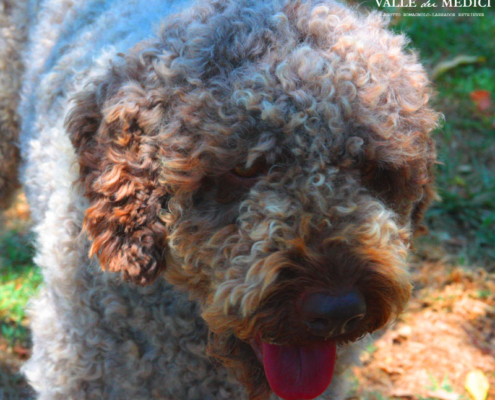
{"left": 406, "top": 13, "right": 495, "bottom": 267}
{"left": 0, "top": 229, "right": 42, "bottom": 347}
{"left": 358, "top": 3, "right": 495, "bottom": 267}
{"left": 420, "top": 373, "right": 470, "bottom": 400}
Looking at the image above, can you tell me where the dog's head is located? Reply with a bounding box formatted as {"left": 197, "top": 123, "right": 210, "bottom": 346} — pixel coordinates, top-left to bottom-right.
{"left": 67, "top": 1, "right": 439, "bottom": 398}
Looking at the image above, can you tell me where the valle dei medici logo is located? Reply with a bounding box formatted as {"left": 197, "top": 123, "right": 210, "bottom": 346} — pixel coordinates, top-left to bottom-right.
{"left": 375, "top": 0, "right": 491, "bottom": 7}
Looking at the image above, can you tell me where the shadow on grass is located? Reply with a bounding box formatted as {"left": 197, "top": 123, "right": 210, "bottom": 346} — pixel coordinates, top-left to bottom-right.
{"left": 0, "top": 362, "right": 34, "bottom": 400}
{"left": 0, "top": 229, "right": 41, "bottom": 348}
{"left": 0, "top": 226, "right": 37, "bottom": 399}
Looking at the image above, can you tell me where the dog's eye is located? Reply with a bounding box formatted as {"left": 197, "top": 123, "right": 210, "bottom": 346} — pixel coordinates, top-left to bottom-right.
{"left": 232, "top": 158, "right": 267, "bottom": 179}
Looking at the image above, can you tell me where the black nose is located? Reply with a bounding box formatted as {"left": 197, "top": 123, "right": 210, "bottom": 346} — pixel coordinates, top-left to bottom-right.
{"left": 299, "top": 290, "right": 366, "bottom": 338}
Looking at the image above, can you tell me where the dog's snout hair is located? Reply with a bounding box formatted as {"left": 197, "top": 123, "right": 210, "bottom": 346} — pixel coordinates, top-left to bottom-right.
{"left": 191, "top": 170, "right": 413, "bottom": 397}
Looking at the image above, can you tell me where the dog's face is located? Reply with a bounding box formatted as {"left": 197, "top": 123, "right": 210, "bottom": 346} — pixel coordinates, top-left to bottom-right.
{"left": 68, "top": 1, "right": 438, "bottom": 399}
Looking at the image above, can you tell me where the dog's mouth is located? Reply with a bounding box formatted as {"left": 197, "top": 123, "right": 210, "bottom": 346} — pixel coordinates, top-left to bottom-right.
{"left": 250, "top": 335, "right": 336, "bottom": 400}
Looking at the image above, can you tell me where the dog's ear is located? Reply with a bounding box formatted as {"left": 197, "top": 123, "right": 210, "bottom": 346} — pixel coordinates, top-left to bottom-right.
{"left": 410, "top": 164, "right": 437, "bottom": 237}
{"left": 66, "top": 78, "right": 169, "bottom": 285}
{"left": 408, "top": 133, "right": 438, "bottom": 237}
{"left": 361, "top": 154, "right": 437, "bottom": 237}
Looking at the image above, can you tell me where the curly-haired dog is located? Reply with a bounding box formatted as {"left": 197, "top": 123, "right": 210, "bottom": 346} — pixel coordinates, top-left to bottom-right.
{"left": 0, "top": 0, "right": 439, "bottom": 398}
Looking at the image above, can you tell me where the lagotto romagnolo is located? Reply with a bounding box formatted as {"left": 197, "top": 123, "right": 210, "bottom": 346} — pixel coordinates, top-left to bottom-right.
{"left": 0, "top": 0, "right": 439, "bottom": 399}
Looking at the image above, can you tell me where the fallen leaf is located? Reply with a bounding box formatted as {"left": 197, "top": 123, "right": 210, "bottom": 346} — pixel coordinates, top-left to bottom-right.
{"left": 424, "top": 389, "right": 461, "bottom": 400}
{"left": 432, "top": 55, "right": 486, "bottom": 79}
{"left": 465, "top": 370, "right": 489, "bottom": 400}
{"left": 389, "top": 389, "right": 416, "bottom": 398}
{"left": 453, "top": 175, "right": 467, "bottom": 187}
{"left": 391, "top": 389, "right": 460, "bottom": 400}
{"left": 458, "top": 165, "right": 473, "bottom": 173}
{"left": 470, "top": 90, "right": 492, "bottom": 113}
{"left": 13, "top": 345, "right": 31, "bottom": 357}
{"left": 397, "top": 325, "right": 412, "bottom": 338}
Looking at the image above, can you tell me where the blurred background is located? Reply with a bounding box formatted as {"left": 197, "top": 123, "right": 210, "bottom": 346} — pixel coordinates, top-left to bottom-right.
{"left": 0, "top": 2, "right": 494, "bottom": 399}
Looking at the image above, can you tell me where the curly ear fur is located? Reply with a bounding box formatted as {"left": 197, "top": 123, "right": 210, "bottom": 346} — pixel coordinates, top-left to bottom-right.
{"left": 66, "top": 67, "right": 169, "bottom": 285}
{"left": 361, "top": 152, "right": 437, "bottom": 236}
{"left": 410, "top": 162, "right": 437, "bottom": 236}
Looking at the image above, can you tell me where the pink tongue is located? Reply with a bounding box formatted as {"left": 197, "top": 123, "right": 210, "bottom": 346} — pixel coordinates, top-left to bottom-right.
{"left": 262, "top": 341, "right": 337, "bottom": 400}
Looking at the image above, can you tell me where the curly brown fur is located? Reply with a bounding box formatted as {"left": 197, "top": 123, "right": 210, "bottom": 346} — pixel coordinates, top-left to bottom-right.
{"left": 63, "top": 1, "right": 439, "bottom": 398}
{"left": 67, "top": 68, "right": 170, "bottom": 285}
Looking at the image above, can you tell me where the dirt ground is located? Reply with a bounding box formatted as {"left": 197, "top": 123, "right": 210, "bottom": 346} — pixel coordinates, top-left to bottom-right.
{"left": 352, "top": 262, "right": 495, "bottom": 400}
